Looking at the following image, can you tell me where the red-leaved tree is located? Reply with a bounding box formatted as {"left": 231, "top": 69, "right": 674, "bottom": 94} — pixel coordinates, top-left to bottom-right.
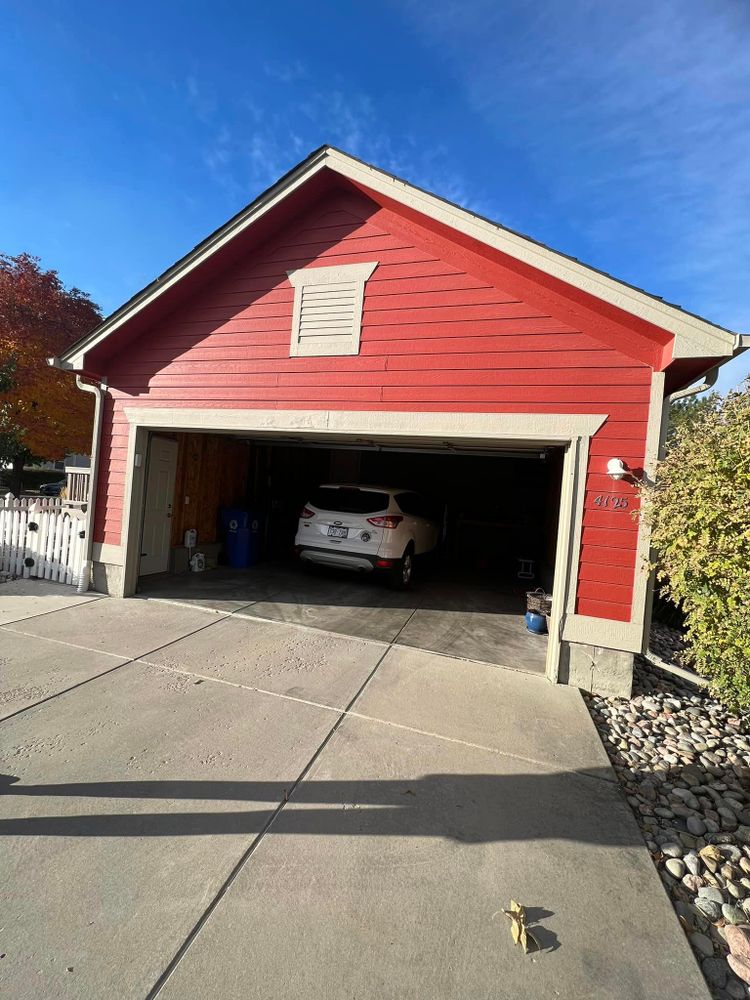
{"left": 0, "top": 253, "right": 101, "bottom": 494}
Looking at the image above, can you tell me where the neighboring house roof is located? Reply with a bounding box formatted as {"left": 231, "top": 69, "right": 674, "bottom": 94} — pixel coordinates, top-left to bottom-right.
{"left": 57, "top": 145, "right": 741, "bottom": 373}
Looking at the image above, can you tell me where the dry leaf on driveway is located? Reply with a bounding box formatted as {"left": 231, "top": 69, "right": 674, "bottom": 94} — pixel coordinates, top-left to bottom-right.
{"left": 502, "top": 899, "right": 540, "bottom": 954}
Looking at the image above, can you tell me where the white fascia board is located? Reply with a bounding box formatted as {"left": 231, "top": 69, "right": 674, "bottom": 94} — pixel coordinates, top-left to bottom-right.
{"left": 324, "top": 150, "right": 737, "bottom": 361}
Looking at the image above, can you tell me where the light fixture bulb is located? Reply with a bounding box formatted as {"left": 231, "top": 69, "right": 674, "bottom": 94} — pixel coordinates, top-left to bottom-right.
{"left": 607, "top": 457, "right": 627, "bottom": 480}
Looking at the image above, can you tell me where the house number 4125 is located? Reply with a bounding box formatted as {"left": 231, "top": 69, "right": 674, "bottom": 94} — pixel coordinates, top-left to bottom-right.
{"left": 594, "top": 495, "right": 629, "bottom": 510}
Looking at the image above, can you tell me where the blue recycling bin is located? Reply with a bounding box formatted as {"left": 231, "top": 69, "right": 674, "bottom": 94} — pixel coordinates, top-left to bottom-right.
{"left": 221, "top": 508, "right": 263, "bottom": 568}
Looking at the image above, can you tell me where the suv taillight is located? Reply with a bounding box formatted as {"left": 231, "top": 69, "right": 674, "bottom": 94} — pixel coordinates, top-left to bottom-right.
{"left": 300, "top": 506, "right": 315, "bottom": 519}
{"left": 367, "top": 515, "right": 403, "bottom": 529}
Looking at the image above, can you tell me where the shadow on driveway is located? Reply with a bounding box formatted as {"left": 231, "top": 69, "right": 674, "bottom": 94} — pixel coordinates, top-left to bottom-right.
{"left": 0, "top": 770, "right": 638, "bottom": 844}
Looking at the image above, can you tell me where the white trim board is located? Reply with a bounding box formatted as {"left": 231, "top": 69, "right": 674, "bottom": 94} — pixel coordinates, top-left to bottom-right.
{"left": 59, "top": 146, "right": 738, "bottom": 371}
{"left": 92, "top": 542, "right": 124, "bottom": 566}
{"left": 562, "top": 614, "right": 644, "bottom": 653}
{"left": 122, "top": 407, "right": 607, "bottom": 443}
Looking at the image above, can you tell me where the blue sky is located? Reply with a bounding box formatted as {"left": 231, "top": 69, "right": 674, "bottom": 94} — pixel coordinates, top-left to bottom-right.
{"left": 2, "top": 0, "right": 748, "bottom": 392}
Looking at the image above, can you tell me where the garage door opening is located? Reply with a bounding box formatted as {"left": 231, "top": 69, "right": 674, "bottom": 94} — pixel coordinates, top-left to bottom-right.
{"left": 136, "top": 430, "right": 564, "bottom": 675}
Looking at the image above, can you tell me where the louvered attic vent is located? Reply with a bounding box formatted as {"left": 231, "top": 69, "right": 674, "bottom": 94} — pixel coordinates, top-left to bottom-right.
{"left": 287, "top": 262, "right": 378, "bottom": 357}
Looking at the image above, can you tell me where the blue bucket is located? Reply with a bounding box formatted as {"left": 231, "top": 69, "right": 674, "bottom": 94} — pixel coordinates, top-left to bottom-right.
{"left": 525, "top": 611, "right": 548, "bottom": 635}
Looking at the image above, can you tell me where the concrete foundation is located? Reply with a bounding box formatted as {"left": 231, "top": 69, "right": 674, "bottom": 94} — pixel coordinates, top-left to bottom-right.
{"left": 92, "top": 560, "right": 125, "bottom": 597}
{"left": 559, "top": 640, "right": 634, "bottom": 699}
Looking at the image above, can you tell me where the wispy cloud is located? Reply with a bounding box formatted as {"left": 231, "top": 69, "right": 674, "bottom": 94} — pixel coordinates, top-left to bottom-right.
{"left": 263, "top": 59, "right": 308, "bottom": 84}
{"left": 185, "top": 74, "right": 217, "bottom": 124}
{"left": 185, "top": 76, "right": 489, "bottom": 224}
{"left": 399, "top": 0, "right": 750, "bottom": 336}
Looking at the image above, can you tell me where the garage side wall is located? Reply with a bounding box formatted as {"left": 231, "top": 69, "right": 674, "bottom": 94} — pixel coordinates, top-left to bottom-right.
{"left": 169, "top": 433, "right": 250, "bottom": 547}
{"left": 91, "top": 188, "right": 652, "bottom": 628}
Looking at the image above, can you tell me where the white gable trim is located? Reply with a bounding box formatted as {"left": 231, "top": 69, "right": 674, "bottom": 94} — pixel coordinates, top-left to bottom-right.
{"left": 324, "top": 149, "right": 736, "bottom": 361}
{"left": 58, "top": 146, "right": 738, "bottom": 371}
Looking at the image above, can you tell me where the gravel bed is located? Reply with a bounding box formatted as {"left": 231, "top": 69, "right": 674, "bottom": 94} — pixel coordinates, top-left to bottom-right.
{"left": 585, "top": 658, "right": 750, "bottom": 1000}
{"left": 650, "top": 621, "right": 690, "bottom": 669}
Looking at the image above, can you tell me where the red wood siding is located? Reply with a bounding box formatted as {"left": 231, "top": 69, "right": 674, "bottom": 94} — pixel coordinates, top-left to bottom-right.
{"left": 95, "top": 189, "right": 655, "bottom": 624}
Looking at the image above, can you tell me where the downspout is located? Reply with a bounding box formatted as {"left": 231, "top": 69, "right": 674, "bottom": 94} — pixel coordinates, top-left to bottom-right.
{"left": 668, "top": 333, "right": 748, "bottom": 404}
{"left": 74, "top": 376, "right": 106, "bottom": 593}
{"left": 668, "top": 364, "right": 719, "bottom": 403}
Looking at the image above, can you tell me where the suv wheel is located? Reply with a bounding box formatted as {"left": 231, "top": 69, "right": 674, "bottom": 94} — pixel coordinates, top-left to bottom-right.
{"left": 389, "top": 548, "right": 414, "bottom": 590}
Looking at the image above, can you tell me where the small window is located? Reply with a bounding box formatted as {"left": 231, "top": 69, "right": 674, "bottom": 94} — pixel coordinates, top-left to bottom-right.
{"left": 287, "top": 262, "right": 378, "bottom": 357}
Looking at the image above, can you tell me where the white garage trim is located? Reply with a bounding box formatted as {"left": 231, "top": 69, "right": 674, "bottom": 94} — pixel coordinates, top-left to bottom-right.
{"left": 545, "top": 435, "right": 585, "bottom": 682}
{"left": 562, "top": 615, "right": 645, "bottom": 653}
{"left": 123, "top": 407, "right": 607, "bottom": 442}
{"left": 633, "top": 371, "right": 667, "bottom": 648}
{"left": 92, "top": 542, "right": 124, "bottom": 565}
{"left": 101, "top": 406, "right": 626, "bottom": 685}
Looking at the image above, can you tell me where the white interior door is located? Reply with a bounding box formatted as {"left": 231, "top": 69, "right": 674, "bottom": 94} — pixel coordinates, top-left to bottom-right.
{"left": 140, "top": 436, "right": 178, "bottom": 576}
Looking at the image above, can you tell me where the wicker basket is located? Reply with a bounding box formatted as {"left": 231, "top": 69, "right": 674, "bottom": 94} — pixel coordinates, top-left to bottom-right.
{"left": 526, "top": 588, "right": 552, "bottom": 616}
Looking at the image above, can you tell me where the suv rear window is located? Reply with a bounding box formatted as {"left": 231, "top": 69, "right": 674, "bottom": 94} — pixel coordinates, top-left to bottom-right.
{"left": 309, "top": 487, "right": 389, "bottom": 515}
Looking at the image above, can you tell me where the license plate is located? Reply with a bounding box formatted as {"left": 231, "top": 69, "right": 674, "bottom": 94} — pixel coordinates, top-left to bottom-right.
{"left": 327, "top": 525, "right": 349, "bottom": 538}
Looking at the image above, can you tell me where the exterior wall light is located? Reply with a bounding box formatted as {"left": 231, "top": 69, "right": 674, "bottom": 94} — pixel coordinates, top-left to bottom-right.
{"left": 607, "top": 458, "right": 628, "bottom": 481}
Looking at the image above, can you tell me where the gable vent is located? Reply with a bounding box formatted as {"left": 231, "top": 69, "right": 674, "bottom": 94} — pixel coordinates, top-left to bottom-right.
{"left": 287, "top": 262, "right": 378, "bottom": 357}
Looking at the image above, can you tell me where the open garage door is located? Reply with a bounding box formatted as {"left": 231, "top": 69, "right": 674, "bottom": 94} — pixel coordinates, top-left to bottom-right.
{"left": 136, "top": 429, "right": 564, "bottom": 678}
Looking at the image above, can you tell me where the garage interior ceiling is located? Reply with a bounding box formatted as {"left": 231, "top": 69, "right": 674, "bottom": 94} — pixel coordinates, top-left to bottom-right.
{"left": 186, "top": 429, "right": 554, "bottom": 460}
{"left": 241, "top": 438, "right": 549, "bottom": 460}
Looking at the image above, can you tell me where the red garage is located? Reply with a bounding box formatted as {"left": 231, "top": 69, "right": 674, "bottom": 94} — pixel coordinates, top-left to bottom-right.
{"left": 53, "top": 146, "right": 742, "bottom": 697}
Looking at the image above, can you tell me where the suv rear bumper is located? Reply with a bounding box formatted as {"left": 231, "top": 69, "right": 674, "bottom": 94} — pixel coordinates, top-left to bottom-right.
{"left": 297, "top": 546, "right": 390, "bottom": 573}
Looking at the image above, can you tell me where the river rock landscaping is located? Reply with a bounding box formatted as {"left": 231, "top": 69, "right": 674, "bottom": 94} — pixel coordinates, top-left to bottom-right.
{"left": 650, "top": 621, "right": 689, "bottom": 669}
{"left": 585, "top": 656, "right": 750, "bottom": 1000}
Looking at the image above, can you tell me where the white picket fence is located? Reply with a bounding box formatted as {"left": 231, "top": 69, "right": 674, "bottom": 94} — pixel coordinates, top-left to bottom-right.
{"left": 15, "top": 494, "right": 87, "bottom": 512}
{"left": 0, "top": 493, "right": 87, "bottom": 586}
{"left": 13, "top": 495, "right": 64, "bottom": 509}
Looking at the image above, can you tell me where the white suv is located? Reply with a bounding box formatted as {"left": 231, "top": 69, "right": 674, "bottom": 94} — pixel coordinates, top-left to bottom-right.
{"left": 294, "top": 484, "right": 441, "bottom": 589}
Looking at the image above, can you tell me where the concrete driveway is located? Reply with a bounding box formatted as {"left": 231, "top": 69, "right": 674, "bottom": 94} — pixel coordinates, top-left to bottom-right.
{"left": 138, "top": 562, "right": 550, "bottom": 674}
{"left": 0, "top": 581, "right": 707, "bottom": 999}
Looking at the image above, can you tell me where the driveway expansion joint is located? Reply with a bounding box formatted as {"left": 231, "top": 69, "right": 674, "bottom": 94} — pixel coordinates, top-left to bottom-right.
{"left": 144, "top": 639, "right": 394, "bottom": 999}
{"left": 0, "top": 593, "right": 106, "bottom": 629}
{"left": 136, "top": 654, "right": 615, "bottom": 789}
{"left": 0, "top": 612, "right": 233, "bottom": 723}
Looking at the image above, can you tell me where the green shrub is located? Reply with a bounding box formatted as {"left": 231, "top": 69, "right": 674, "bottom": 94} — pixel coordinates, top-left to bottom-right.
{"left": 640, "top": 382, "right": 750, "bottom": 708}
